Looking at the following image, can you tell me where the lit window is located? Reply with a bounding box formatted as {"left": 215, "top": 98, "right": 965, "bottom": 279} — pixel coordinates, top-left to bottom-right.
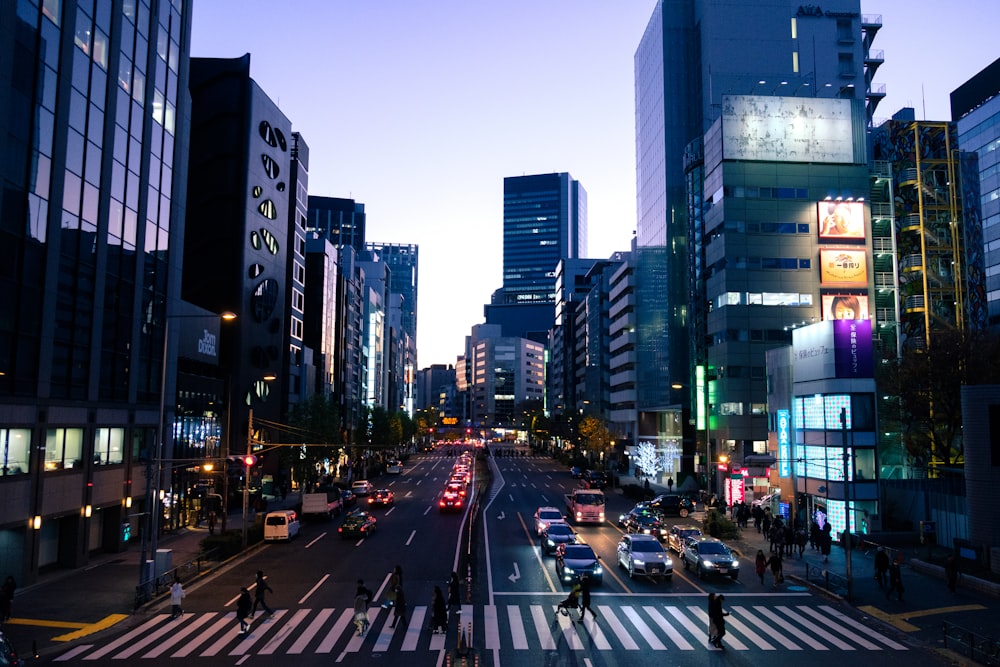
{"left": 260, "top": 228, "right": 279, "bottom": 254}
{"left": 250, "top": 230, "right": 261, "bottom": 249}
{"left": 261, "top": 154, "right": 280, "bottom": 179}
{"left": 259, "top": 120, "right": 277, "bottom": 147}
{"left": 251, "top": 279, "right": 279, "bottom": 322}
{"left": 257, "top": 200, "right": 277, "bottom": 220}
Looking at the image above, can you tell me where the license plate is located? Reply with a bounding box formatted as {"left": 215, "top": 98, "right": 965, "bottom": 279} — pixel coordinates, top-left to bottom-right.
{"left": 718, "top": 568, "right": 728, "bottom": 574}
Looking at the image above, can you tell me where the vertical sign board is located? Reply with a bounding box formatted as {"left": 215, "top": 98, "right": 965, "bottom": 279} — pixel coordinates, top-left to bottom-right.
{"left": 777, "top": 410, "right": 791, "bottom": 478}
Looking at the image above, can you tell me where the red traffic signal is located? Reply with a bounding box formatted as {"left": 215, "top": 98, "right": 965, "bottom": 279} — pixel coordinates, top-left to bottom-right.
{"left": 242, "top": 455, "right": 257, "bottom": 467}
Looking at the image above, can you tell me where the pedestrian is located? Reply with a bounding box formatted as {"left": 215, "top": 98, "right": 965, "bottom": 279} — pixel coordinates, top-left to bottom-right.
{"left": 236, "top": 587, "right": 253, "bottom": 634}
{"left": 577, "top": 574, "right": 597, "bottom": 623}
{"left": 251, "top": 570, "right": 273, "bottom": 618}
{"left": 666, "top": 477, "right": 674, "bottom": 492}
{"left": 754, "top": 549, "right": 767, "bottom": 585}
{"left": 430, "top": 586, "right": 448, "bottom": 634}
{"left": 0, "top": 575, "right": 15, "bottom": 623}
{"left": 706, "top": 593, "right": 717, "bottom": 645}
{"left": 874, "top": 547, "right": 890, "bottom": 588}
{"left": 794, "top": 526, "right": 808, "bottom": 558}
{"left": 447, "top": 571, "right": 461, "bottom": 615}
{"left": 752, "top": 505, "right": 763, "bottom": 533}
{"left": 389, "top": 585, "right": 407, "bottom": 628}
{"left": 762, "top": 510, "right": 773, "bottom": 542}
{"left": 207, "top": 510, "right": 216, "bottom": 536}
{"left": 820, "top": 522, "right": 833, "bottom": 562}
{"left": 945, "top": 554, "right": 959, "bottom": 593}
{"left": 169, "top": 578, "right": 185, "bottom": 619}
{"left": 353, "top": 588, "right": 371, "bottom": 636}
{"left": 810, "top": 519, "right": 821, "bottom": 551}
{"left": 783, "top": 523, "right": 795, "bottom": 557}
{"left": 885, "top": 553, "right": 905, "bottom": 601}
{"left": 765, "top": 551, "right": 784, "bottom": 587}
{"left": 709, "top": 594, "right": 730, "bottom": 649}
{"left": 385, "top": 565, "right": 402, "bottom": 608}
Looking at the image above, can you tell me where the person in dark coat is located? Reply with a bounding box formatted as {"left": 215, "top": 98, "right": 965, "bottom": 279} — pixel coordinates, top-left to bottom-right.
{"left": 577, "top": 574, "right": 597, "bottom": 622}
{"left": 447, "top": 571, "right": 461, "bottom": 615}
{"left": 874, "top": 547, "right": 890, "bottom": 588}
{"left": 251, "top": 570, "right": 273, "bottom": 618}
{"left": 885, "top": 553, "right": 905, "bottom": 601}
{"left": 820, "top": 523, "right": 833, "bottom": 562}
{"left": 709, "top": 593, "right": 729, "bottom": 648}
{"left": 389, "top": 585, "right": 407, "bottom": 628}
{"left": 430, "top": 586, "right": 448, "bottom": 633}
{"left": 754, "top": 549, "right": 767, "bottom": 585}
{"left": 765, "top": 551, "right": 784, "bottom": 587}
{"left": 752, "top": 505, "right": 763, "bottom": 533}
{"left": 810, "top": 520, "right": 821, "bottom": 551}
{"left": 236, "top": 587, "right": 253, "bottom": 634}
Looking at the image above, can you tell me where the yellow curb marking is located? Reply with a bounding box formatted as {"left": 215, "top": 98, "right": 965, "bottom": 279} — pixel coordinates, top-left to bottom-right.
{"left": 859, "top": 604, "right": 986, "bottom": 633}
{"left": 14, "top": 614, "right": 130, "bottom": 641}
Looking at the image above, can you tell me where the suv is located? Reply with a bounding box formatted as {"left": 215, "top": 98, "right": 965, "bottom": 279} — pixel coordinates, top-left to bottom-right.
{"left": 681, "top": 536, "right": 740, "bottom": 580}
{"left": 666, "top": 524, "right": 703, "bottom": 553}
{"left": 350, "top": 480, "right": 374, "bottom": 496}
{"left": 648, "top": 494, "right": 695, "bottom": 518}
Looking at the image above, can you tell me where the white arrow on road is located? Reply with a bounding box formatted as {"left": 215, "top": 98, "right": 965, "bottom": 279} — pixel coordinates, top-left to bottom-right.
{"left": 508, "top": 562, "right": 520, "bottom": 583}
{"left": 497, "top": 511, "right": 506, "bottom": 520}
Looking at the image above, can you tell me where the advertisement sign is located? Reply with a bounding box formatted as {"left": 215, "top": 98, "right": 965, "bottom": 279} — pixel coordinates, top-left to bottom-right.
{"left": 820, "top": 249, "right": 868, "bottom": 287}
{"left": 822, "top": 294, "right": 870, "bottom": 321}
{"left": 777, "top": 410, "right": 791, "bottom": 478}
{"left": 817, "top": 201, "right": 865, "bottom": 239}
{"left": 833, "top": 319, "right": 874, "bottom": 378}
{"left": 721, "top": 95, "right": 857, "bottom": 164}
{"left": 725, "top": 475, "right": 745, "bottom": 507}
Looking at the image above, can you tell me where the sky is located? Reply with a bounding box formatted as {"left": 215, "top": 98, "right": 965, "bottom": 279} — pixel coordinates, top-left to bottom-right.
{"left": 191, "top": 0, "right": 996, "bottom": 370}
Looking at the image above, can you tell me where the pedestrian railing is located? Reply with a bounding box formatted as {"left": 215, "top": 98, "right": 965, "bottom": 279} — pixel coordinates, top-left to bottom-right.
{"left": 134, "top": 548, "right": 220, "bottom": 610}
{"left": 942, "top": 621, "right": 1000, "bottom": 666}
{"left": 803, "top": 562, "right": 850, "bottom": 598}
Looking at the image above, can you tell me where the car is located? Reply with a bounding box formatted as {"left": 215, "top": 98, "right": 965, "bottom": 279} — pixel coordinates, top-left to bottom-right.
{"left": 648, "top": 493, "right": 695, "bottom": 518}
{"left": 570, "top": 466, "right": 585, "bottom": 479}
{"left": 556, "top": 544, "right": 603, "bottom": 584}
{"left": 622, "top": 510, "right": 668, "bottom": 541}
{"left": 368, "top": 489, "right": 395, "bottom": 507}
{"left": 445, "top": 481, "right": 467, "bottom": 497}
{"left": 439, "top": 489, "right": 465, "bottom": 512}
{"left": 534, "top": 506, "right": 567, "bottom": 536}
{"left": 386, "top": 460, "right": 403, "bottom": 474}
{"left": 583, "top": 470, "right": 607, "bottom": 490}
{"left": 339, "top": 488, "right": 357, "bottom": 509}
{"left": 541, "top": 523, "right": 579, "bottom": 555}
{"left": 681, "top": 536, "right": 740, "bottom": 580}
{"left": 350, "top": 480, "right": 374, "bottom": 496}
{"left": 666, "top": 524, "right": 703, "bottom": 553}
{"left": 0, "top": 629, "right": 20, "bottom": 666}
{"left": 617, "top": 534, "right": 673, "bottom": 579}
{"left": 338, "top": 510, "right": 377, "bottom": 539}
{"left": 617, "top": 502, "right": 653, "bottom": 526}
{"left": 449, "top": 473, "right": 469, "bottom": 488}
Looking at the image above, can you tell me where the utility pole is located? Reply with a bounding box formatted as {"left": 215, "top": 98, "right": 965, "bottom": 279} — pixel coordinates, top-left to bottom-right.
{"left": 842, "top": 407, "right": 853, "bottom": 601}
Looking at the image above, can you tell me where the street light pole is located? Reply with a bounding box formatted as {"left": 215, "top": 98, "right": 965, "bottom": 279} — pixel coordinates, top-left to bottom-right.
{"left": 242, "top": 409, "right": 253, "bottom": 549}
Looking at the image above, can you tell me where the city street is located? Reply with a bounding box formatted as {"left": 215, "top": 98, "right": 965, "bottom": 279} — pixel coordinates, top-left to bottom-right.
{"left": 11, "top": 449, "right": 993, "bottom": 666}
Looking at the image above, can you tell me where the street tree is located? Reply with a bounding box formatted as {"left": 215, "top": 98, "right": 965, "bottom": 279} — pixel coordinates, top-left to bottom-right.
{"left": 634, "top": 441, "right": 664, "bottom": 480}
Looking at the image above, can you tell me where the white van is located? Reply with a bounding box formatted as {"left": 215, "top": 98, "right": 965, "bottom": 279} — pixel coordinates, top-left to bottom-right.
{"left": 263, "top": 510, "right": 300, "bottom": 542}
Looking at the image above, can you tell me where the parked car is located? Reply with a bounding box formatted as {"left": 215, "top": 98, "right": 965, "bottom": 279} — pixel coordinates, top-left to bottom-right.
{"left": 622, "top": 510, "right": 668, "bottom": 541}
{"left": 666, "top": 524, "right": 703, "bottom": 553}
{"left": 350, "top": 480, "right": 374, "bottom": 496}
{"left": 648, "top": 493, "right": 695, "bottom": 518}
{"left": 681, "top": 536, "right": 740, "bottom": 580}
{"left": 617, "top": 534, "right": 673, "bottom": 579}
{"left": 368, "top": 489, "right": 395, "bottom": 507}
{"left": 534, "top": 506, "right": 567, "bottom": 536}
{"left": 555, "top": 544, "right": 603, "bottom": 584}
{"left": 541, "top": 523, "right": 579, "bottom": 555}
{"left": 338, "top": 509, "right": 377, "bottom": 539}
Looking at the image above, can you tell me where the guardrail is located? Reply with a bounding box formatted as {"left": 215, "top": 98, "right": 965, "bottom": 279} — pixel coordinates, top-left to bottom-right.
{"left": 803, "top": 562, "right": 850, "bottom": 598}
{"left": 134, "top": 548, "right": 220, "bottom": 610}
{"left": 942, "top": 621, "right": 1000, "bottom": 666}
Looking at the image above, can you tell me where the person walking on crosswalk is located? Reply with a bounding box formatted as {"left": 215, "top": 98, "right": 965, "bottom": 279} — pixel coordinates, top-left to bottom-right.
{"left": 430, "top": 586, "right": 448, "bottom": 634}
{"left": 709, "top": 593, "right": 730, "bottom": 649}
{"left": 389, "top": 585, "right": 407, "bottom": 628}
{"left": 236, "top": 587, "right": 253, "bottom": 634}
{"left": 251, "top": 570, "right": 273, "bottom": 618}
{"left": 576, "top": 574, "right": 597, "bottom": 623}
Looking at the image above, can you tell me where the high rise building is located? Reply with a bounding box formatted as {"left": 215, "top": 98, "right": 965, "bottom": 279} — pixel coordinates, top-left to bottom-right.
{"left": 365, "top": 242, "right": 418, "bottom": 363}
{"left": 0, "top": 0, "right": 194, "bottom": 581}
{"left": 634, "top": 0, "right": 876, "bottom": 483}
{"left": 952, "top": 57, "right": 1000, "bottom": 328}
{"left": 308, "top": 196, "right": 366, "bottom": 254}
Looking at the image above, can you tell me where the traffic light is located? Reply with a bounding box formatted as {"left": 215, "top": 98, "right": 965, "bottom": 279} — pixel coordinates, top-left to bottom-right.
{"left": 242, "top": 455, "right": 257, "bottom": 467}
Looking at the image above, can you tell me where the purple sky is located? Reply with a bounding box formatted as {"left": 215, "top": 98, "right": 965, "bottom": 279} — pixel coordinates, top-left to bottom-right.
{"left": 191, "top": 0, "right": 996, "bottom": 369}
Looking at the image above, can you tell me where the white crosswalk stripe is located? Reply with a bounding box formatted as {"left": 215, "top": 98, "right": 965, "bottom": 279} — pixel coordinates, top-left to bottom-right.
{"left": 53, "top": 600, "right": 908, "bottom": 660}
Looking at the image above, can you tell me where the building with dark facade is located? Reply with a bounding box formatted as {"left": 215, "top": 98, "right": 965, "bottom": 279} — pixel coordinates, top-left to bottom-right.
{"left": 0, "top": 0, "right": 194, "bottom": 582}
{"left": 309, "top": 196, "right": 366, "bottom": 254}
{"left": 548, "top": 258, "right": 605, "bottom": 418}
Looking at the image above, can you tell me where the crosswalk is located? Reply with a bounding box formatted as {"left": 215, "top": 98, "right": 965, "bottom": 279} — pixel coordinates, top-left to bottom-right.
{"left": 51, "top": 599, "right": 907, "bottom": 660}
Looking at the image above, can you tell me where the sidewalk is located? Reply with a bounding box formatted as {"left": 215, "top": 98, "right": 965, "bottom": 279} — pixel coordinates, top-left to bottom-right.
{"left": 1, "top": 492, "right": 301, "bottom": 660}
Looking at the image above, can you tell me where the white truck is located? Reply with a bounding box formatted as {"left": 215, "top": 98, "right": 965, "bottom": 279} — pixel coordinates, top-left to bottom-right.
{"left": 301, "top": 489, "right": 343, "bottom": 520}
{"left": 564, "top": 489, "right": 606, "bottom": 524}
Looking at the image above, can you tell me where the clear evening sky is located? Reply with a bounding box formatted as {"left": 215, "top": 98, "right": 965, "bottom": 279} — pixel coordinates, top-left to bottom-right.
{"left": 191, "top": 0, "right": 996, "bottom": 370}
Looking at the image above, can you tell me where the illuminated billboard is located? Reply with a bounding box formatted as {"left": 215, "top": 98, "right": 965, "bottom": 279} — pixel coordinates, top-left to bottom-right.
{"left": 792, "top": 320, "right": 874, "bottom": 381}
{"left": 817, "top": 201, "right": 865, "bottom": 239}
{"left": 820, "top": 249, "right": 868, "bottom": 287}
{"left": 721, "top": 95, "right": 859, "bottom": 164}
{"left": 822, "top": 294, "right": 870, "bottom": 321}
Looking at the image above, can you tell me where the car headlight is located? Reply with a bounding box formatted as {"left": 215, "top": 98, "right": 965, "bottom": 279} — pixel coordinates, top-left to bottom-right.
{"left": 701, "top": 559, "right": 717, "bottom": 569}
{"left": 730, "top": 560, "right": 740, "bottom": 568}
{"left": 546, "top": 539, "right": 555, "bottom": 546}
{"left": 594, "top": 565, "right": 603, "bottom": 575}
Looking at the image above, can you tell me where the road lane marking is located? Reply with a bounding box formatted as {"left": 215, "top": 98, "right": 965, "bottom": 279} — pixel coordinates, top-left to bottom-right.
{"left": 305, "top": 532, "right": 326, "bottom": 548}
{"left": 406, "top": 529, "right": 416, "bottom": 545}
{"left": 144, "top": 612, "right": 217, "bottom": 657}
{"left": 299, "top": 573, "right": 330, "bottom": 604}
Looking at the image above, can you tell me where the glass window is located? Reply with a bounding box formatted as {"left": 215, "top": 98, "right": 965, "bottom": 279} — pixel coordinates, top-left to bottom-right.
{"left": 63, "top": 170, "right": 81, "bottom": 216}
{"left": 44, "top": 428, "right": 84, "bottom": 470}
{"left": 852, "top": 448, "right": 875, "bottom": 480}
{"left": 94, "top": 427, "right": 125, "bottom": 464}
{"left": 42, "top": 0, "right": 61, "bottom": 26}
{"left": 92, "top": 28, "right": 109, "bottom": 69}
{"left": 1, "top": 429, "right": 31, "bottom": 476}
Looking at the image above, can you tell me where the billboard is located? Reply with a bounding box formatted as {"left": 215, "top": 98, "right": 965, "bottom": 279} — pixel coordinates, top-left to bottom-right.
{"left": 820, "top": 249, "right": 868, "bottom": 287}
{"left": 721, "top": 95, "right": 858, "bottom": 164}
{"left": 822, "top": 294, "right": 870, "bottom": 321}
{"left": 818, "top": 201, "right": 865, "bottom": 239}
{"left": 791, "top": 320, "right": 874, "bottom": 381}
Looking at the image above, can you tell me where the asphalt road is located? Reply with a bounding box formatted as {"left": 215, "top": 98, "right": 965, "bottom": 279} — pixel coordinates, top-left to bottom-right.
{"left": 34, "top": 447, "right": 972, "bottom": 666}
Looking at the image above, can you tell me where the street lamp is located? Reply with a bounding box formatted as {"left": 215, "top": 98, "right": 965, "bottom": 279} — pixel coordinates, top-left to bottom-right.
{"left": 139, "top": 309, "right": 236, "bottom": 596}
